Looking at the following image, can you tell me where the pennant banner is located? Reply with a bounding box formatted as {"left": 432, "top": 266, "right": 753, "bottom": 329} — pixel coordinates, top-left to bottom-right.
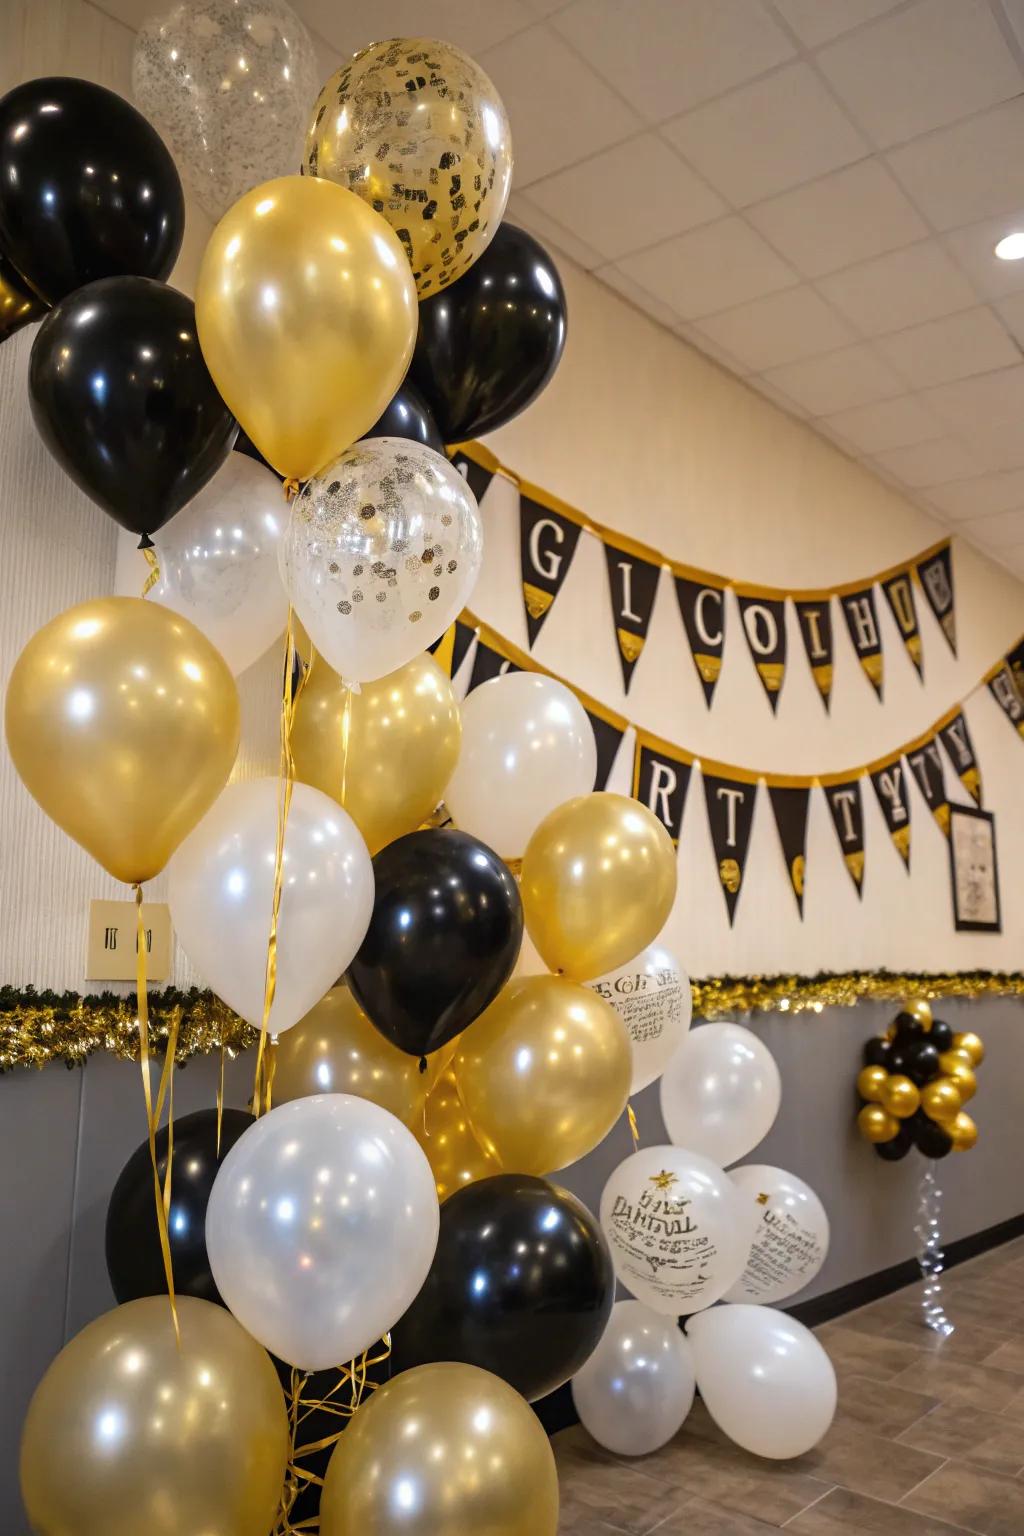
{"left": 632, "top": 730, "right": 693, "bottom": 844}
{"left": 674, "top": 574, "right": 726, "bottom": 708}
{"left": 823, "top": 777, "right": 865, "bottom": 895}
{"left": 466, "top": 637, "right": 518, "bottom": 693}
{"left": 427, "top": 618, "right": 475, "bottom": 680}
{"left": 519, "top": 491, "right": 583, "bottom": 646}
{"left": 906, "top": 736, "right": 950, "bottom": 835}
{"left": 1005, "top": 638, "right": 1024, "bottom": 696}
{"left": 768, "top": 785, "right": 810, "bottom": 915}
{"left": 794, "top": 598, "right": 833, "bottom": 711}
{"left": 938, "top": 711, "right": 982, "bottom": 805}
{"left": 703, "top": 769, "right": 758, "bottom": 924}
{"left": 587, "top": 708, "right": 628, "bottom": 792}
{"left": 868, "top": 757, "right": 911, "bottom": 868}
{"left": 840, "top": 586, "right": 884, "bottom": 700}
{"left": 737, "top": 593, "right": 786, "bottom": 713}
{"left": 603, "top": 536, "right": 661, "bottom": 693}
{"left": 987, "top": 664, "right": 1024, "bottom": 740}
{"left": 450, "top": 443, "right": 498, "bottom": 507}
{"left": 917, "top": 543, "right": 956, "bottom": 655}
{"left": 880, "top": 569, "right": 923, "bottom": 679}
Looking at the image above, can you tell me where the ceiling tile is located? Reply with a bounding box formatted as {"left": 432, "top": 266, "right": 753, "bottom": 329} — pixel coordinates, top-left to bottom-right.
{"left": 505, "top": 192, "right": 605, "bottom": 270}
{"left": 995, "top": 291, "right": 1024, "bottom": 349}
{"left": 301, "top": 0, "right": 534, "bottom": 54}
{"left": 662, "top": 64, "right": 866, "bottom": 208}
{"left": 523, "top": 135, "right": 725, "bottom": 261}
{"left": 958, "top": 506, "right": 1024, "bottom": 549}
{"left": 821, "top": 394, "right": 940, "bottom": 452}
{"left": 886, "top": 99, "right": 1024, "bottom": 232}
{"left": 815, "top": 0, "right": 1021, "bottom": 151}
{"left": 771, "top": 0, "right": 903, "bottom": 48}
{"left": 691, "top": 286, "right": 855, "bottom": 372}
{"left": 479, "top": 24, "right": 641, "bottom": 185}
{"left": 875, "top": 308, "right": 1022, "bottom": 389}
{"left": 943, "top": 211, "right": 1024, "bottom": 300}
{"left": 816, "top": 240, "right": 977, "bottom": 336}
{"left": 595, "top": 264, "right": 684, "bottom": 330}
{"left": 922, "top": 365, "right": 1024, "bottom": 471}
{"left": 615, "top": 216, "right": 797, "bottom": 320}
{"left": 871, "top": 437, "right": 983, "bottom": 488}
{"left": 746, "top": 161, "right": 928, "bottom": 279}
{"left": 523, "top": 0, "right": 573, "bottom": 14}
{"left": 551, "top": 0, "right": 795, "bottom": 123}
{"left": 760, "top": 342, "right": 903, "bottom": 415}
{"left": 927, "top": 467, "right": 1024, "bottom": 519}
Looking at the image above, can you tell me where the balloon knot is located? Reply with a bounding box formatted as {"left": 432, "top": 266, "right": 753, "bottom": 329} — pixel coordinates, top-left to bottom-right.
{"left": 283, "top": 476, "right": 301, "bottom": 502}
{"left": 137, "top": 532, "right": 154, "bottom": 550}
{"left": 419, "top": 1056, "right": 428, "bottom": 1074}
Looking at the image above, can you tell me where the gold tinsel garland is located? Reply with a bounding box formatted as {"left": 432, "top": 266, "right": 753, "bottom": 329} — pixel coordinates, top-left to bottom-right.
{"left": 3, "top": 971, "right": 1023, "bottom": 1072}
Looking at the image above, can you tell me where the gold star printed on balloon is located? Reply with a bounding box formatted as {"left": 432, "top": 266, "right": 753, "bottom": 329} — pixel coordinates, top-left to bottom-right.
{"left": 649, "top": 1170, "right": 678, "bottom": 1191}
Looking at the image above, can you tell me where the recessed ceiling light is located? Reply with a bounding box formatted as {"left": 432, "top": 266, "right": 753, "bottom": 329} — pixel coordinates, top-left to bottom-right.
{"left": 994, "top": 232, "right": 1024, "bottom": 261}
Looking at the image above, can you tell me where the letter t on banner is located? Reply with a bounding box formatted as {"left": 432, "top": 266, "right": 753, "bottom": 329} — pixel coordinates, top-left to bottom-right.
{"left": 702, "top": 769, "right": 758, "bottom": 924}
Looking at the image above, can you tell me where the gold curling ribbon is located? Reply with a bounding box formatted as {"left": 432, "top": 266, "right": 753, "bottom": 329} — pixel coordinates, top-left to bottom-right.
{"left": 283, "top": 477, "right": 302, "bottom": 503}
{"left": 339, "top": 683, "right": 353, "bottom": 806}
{"left": 134, "top": 883, "right": 180, "bottom": 1344}
{"left": 627, "top": 1101, "right": 640, "bottom": 1150}
{"left": 140, "top": 545, "right": 161, "bottom": 597}
{"left": 216, "top": 1043, "right": 226, "bottom": 1157}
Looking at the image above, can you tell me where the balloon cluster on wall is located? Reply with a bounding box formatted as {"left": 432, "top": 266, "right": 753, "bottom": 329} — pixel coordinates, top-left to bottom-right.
{"left": 856, "top": 1000, "right": 984, "bottom": 1159}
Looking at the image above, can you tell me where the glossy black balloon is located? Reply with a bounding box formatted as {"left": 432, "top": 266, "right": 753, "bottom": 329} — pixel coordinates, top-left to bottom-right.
{"left": 863, "top": 1037, "right": 891, "bottom": 1069}
{"left": 346, "top": 829, "right": 523, "bottom": 1058}
{"left": 874, "top": 1121, "right": 914, "bottom": 1161}
{"left": 106, "top": 1109, "right": 253, "bottom": 1305}
{"left": 887, "top": 1043, "right": 910, "bottom": 1076}
{"left": 930, "top": 1019, "right": 954, "bottom": 1052}
{"left": 30, "top": 276, "right": 237, "bottom": 540}
{"left": 911, "top": 1111, "right": 953, "bottom": 1159}
{"left": 0, "top": 76, "right": 184, "bottom": 305}
{"left": 364, "top": 379, "right": 445, "bottom": 453}
{"left": 390, "top": 1174, "right": 614, "bottom": 1402}
{"left": 903, "top": 1038, "right": 940, "bottom": 1086}
{"left": 410, "top": 223, "right": 567, "bottom": 443}
{"left": 894, "top": 1011, "right": 925, "bottom": 1042}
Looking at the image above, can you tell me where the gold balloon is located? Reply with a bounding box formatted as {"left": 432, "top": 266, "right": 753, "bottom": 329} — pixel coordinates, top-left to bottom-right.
{"left": 306, "top": 39, "right": 513, "bottom": 299}
{"left": 292, "top": 649, "right": 461, "bottom": 854}
{"left": 953, "top": 1030, "right": 985, "bottom": 1066}
{"left": 418, "top": 1068, "right": 502, "bottom": 1201}
{"left": 920, "top": 1077, "right": 962, "bottom": 1123}
{"left": 5, "top": 598, "right": 239, "bottom": 883}
{"left": 905, "top": 998, "right": 933, "bottom": 1030}
{"left": 856, "top": 1065, "right": 888, "bottom": 1103}
{"left": 940, "top": 1054, "right": 977, "bottom": 1103}
{"left": 20, "top": 1295, "right": 288, "bottom": 1536}
{"left": 857, "top": 1103, "right": 900, "bottom": 1143}
{"left": 879, "top": 1073, "right": 920, "bottom": 1119}
{"left": 950, "top": 1111, "right": 978, "bottom": 1151}
{"left": 272, "top": 986, "right": 429, "bottom": 1127}
{"left": 455, "top": 974, "right": 632, "bottom": 1176}
{"left": 320, "top": 1362, "right": 558, "bottom": 1536}
{"left": 0, "top": 248, "right": 46, "bottom": 340}
{"left": 520, "top": 793, "right": 677, "bottom": 980}
{"left": 196, "top": 175, "right": 417, "bottom": 480}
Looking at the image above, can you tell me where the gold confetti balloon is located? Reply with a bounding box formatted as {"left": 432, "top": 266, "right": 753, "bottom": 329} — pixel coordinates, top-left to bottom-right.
{"left": 920, "top": 1077, "right": 962, "bottom": 1123}
{"left": 953, "top": 1030, "right": 984, "bottom": 1067}
{"left": 857, "top": 1103, "right": 899, "bottom": 1143}
{"left": 305, "top": 37, "right": 513, "bottom": 298}
{"left": 879, "top": 1073, "right": 919, "bottom": 1119}
{"left": 856, "top": 1066, "right": 888, "bottom": 1104}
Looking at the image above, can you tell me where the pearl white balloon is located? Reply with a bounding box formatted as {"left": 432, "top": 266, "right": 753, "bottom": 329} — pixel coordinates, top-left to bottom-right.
{"left": 207, "top": 1094, "right": 439, "bottom": 1370}
{"left": 445, "top": 673, "right": 597, "bottom": 859}
{"left": 688, "top": 1304, "right": 836, "bottom": 1459}
{"left": 724, "top": 1165, "right": 829, "bottom": 1305}
{"left": 168, "top": 778, "right": 373, "bottom": 1035}
{"left": 589, "top": 944, "right": 691, "bottom": 1094}
{"left": 572, "top": 1300, "right": 695, "bottom": 1457}
{"left": 599, "top": 1145, "right": 750, "bottom": 1317}
{"left": 659, "top": 1022, "right": 781, "bottom": 1168}
{"left": 116, "top": 453, "right": 288, "bottom": 675}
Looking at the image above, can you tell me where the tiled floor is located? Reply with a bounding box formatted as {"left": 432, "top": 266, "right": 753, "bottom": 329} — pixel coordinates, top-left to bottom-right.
{"left": 553, "top": 1236, "right": 1024, "bottom": 1535}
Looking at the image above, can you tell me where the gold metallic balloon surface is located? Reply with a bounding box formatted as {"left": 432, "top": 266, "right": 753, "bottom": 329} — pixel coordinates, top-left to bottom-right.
{"left": 196, "top": 175, "right": 417, "bottom": 480}
{"left": 455, "top": 975, "right": 632, "bottom": 1176}
{"left": 879, "top": 1073, "right": 919, "bottom": 1120}
{"left": 905, "top": 998, "right": 933, "bottom": 1030}
{"left": 520, "top": 792, "right": 678, "bottom": 981}
{"left": 0, "top": 248, "right": 46, "bottom": 340}
{"left": 272, "top": 985, "right": 429, "bottom": 1127}
{"left": 306, "top": 38, "right": 513, "bottom": 299}
{"left": 940, "top": 1055, "right": 977, "bottom": 1103}
{"left": 5, "top": 597, "right": 239, "bottom": 883}
{"left": 950, "top": 1111, "right": 978, "bottom": 1151}
{"left": 953, "top": 1030, "right": 985, "bottom": 1066}
{"left": 920, "top": 1077, "right": 962, "bottom": 1123}
{"left": 857, "top": 1103, "right": 899, "bottom": 1143}
{"left": 418, "top": 1068, "right": 501, "bottom": 1201}
{"left": 292, "top": 649, "right": 461, "bottom": 854}
{"left": 320, "top": 1361, "right": 558, "bottom": 1536}
{"left": 20, "top": 1295, "right": 288, "bottom": 1536}
{"left": 856, "top": 1065, "right": 888, "bottom": 1103}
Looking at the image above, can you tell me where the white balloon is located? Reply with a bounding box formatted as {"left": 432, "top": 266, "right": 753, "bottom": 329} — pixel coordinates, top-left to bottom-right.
{"left": 207, "top": 1094, "right": 439, "bottom": 1370}
{"left": 132, "top": 0, "right": 319, "bottom": 222}
{"left": 168, "top": 779, "right": 373, "bottom": 1035}
{"left": 589, "top": 944, "right": 691, "bottom": 1094}
{"left": 116, "top": 454, "right": 288, "bottom": 675}
{"left": 599, "top": 1145, "right": 750, "bottom": 1316}
{"left": 572, "top": 1300, "right": 695, "bottom": 1457}
{"left": 445, "top": 674, "right": 596, "bottom": 859}
{"left": 659, "top": 1022, "right": 781, "bottom": 1168}
{"left": 279, "top": 438, "right": 483, "bottom": 685}
{"left": 724, "top": 1165, "right": 829, "bottom": 1306}
{"left": 687, "top": 1304, "right": 836, "bottom": 1459}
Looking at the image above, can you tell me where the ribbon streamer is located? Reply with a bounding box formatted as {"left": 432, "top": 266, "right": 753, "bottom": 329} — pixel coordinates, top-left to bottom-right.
{"left": 134, "top": 883, "right": 180, "bottom": 1343}
{"left": 627, "top": 1102, "right": 640, "bottom": 1150}
{"left": 915, "top": 1160, "right": 953, "bottom": 1337}
{"left": 140, "top": 545, "right": 161, "bottom": 597}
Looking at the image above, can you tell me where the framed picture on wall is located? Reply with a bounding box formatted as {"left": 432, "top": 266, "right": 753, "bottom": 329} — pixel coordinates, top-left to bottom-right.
{"left": 948, "top": 804, "right": 1001, "bottom": 933}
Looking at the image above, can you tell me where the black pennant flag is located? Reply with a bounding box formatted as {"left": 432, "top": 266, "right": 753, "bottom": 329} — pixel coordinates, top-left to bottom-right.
{"left": 906, "top": 737, "right": 950, "bottom": 834}
{"left": 632, "top": 732, "right": 692, "bottom": 844}
{"left": 823, "top": 777, "right": 865, "bottom": 895}
{"left": 603, "top": 538, "right": 661, "bottom": 693}
{"left": 869, "top": 757, "right": 911, "bottom": 868}
{"left": 794, "top": 598, "right": 834, "bottom": 710}
{"left": 428, "top": 618, "right": 475, "bottom": 680}
{"left": 987, "top": 663, "right": 1024, "bottom": 741}
{"left": 768, "top": 785, "right": 810, "bottom": 916}
{"left": 881, "top": 569, "right": 923, "bottom": 679}
{"left": 703, "top": 770, "right": 758, "bottom": 924}
{"left": 674, "top": 576, "right": 726, "bottom": 707}
{"left": 587, "top": 710, "right": 627, "bottom": 791}
{"left": 450, "top": 450, "right": 496, "bottom": 507}
{"left": 1005, "top": 637, "right": 1024, "bottom": 696}
{"left": 466, "top": 639, "right": 519, "bottom": 693}
{"left": 916, "top": 542, "right": 956, "bottom": 655}
{"left": 938, "top": 711, "right": 981, "bottom": 804}
{"left": 737, "top": 594, "right": 787, "bottom": 713}
{"left": 840, "top": 586, "right": 884, "bottom": 699}
{"left": 519, "top": 493, "right": 583, "bottom": 647}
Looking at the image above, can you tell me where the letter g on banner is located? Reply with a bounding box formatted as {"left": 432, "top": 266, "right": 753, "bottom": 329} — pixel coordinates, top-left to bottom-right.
{"left": 519, "top": 491, "right": 583, "bottom": 647}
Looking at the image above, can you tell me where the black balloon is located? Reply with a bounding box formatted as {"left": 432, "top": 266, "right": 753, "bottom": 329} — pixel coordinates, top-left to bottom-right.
{"left": 347, "top": 830, "right": 522, "bottom": 1058}
{"left": 903, "top": 1038, "right": 940, "bottom": 1086}
{"left": 30, "top": 276, "right": 237, "bottom": 540}
{"left": 410, "top": 223, "right": 567, "bottom": 443}
{"left": 0, "top": 76, "right": 184, "bottom": 306}
{"left": 365, "top": 379, "right": 445, "bottom": 454}
{"left": 894, "top": 1010, "right": 925, "bottom": 1042}
{"left": 887, "top": 1043, "right": 910, "bottom": 1076}
{"left": 106, "top": 1109, "right": 252, "bottom": 1305}
{"left": 875, "top": 1121, "right": 914, "bottom": 1161}
{"left": 930, "top": 1019, "right": 954, "bottom": 1052}
{"left": 863, "top": 1037, "right": 891, "bottom": 1069}
{"left": 911, "top": 1111, "right": 953, "bottom": 1159}
{"left": 390, "top": 1174, "right": 613, "bottom": 1402}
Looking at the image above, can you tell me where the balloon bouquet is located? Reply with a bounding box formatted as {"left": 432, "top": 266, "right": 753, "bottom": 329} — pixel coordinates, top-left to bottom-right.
{"left": 857, "top": 999, "right": 984, "bottom": 1159}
